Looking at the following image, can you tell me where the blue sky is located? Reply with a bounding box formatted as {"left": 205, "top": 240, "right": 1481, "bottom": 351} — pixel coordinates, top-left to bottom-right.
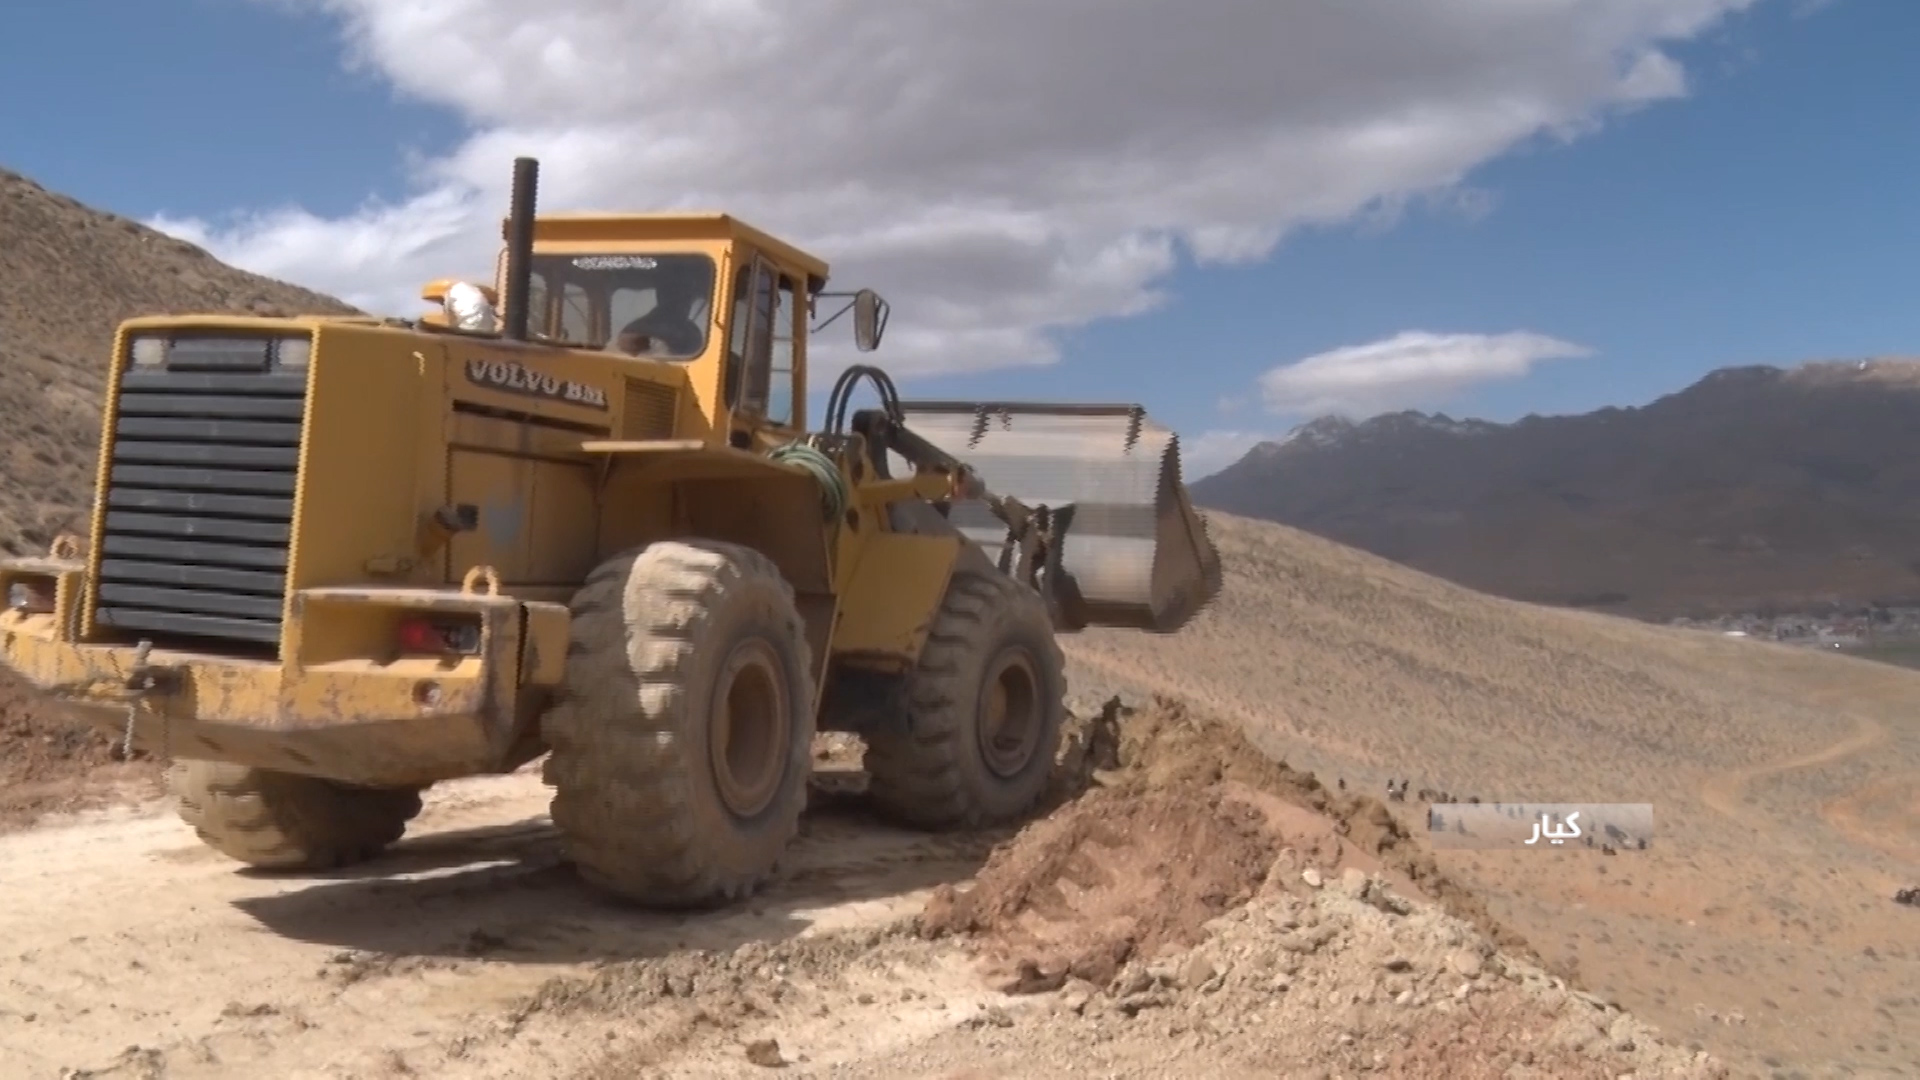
{"left": 2, "top": 0, "right": 1912, "bottom": 477}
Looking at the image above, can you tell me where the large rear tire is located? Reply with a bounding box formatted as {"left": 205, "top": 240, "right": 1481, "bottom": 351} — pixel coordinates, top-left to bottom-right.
{"left": 863, "top": 569, "right": 1067, "bottom": 830}
{"left": 542, "top": 539, "right": 817, "bottom": 908}
{"left": 169, "top": 760, "right": 423, "bottom": 871}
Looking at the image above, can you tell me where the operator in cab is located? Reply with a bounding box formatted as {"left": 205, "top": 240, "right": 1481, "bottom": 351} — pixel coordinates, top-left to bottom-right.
{"left": 608, "top": 272, "right": 707, "bottom": 359}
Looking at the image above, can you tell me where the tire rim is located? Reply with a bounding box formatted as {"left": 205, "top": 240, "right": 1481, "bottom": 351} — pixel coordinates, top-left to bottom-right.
{"left": 709, "top": 637, "right": 791, "bottom": 820}
{"left": 977, "top": 647, "right": 1043, "bottom": 780}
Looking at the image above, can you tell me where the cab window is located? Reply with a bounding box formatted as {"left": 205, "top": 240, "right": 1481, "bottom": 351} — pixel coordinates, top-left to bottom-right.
{"left": 727, "top": 257, "right": 800, "bottom": 427}
{"left": 522, "top": 253, "right": 716, "bottom": 359}
{"left": 767, "top": 274, "right": 798, "bottom": 428}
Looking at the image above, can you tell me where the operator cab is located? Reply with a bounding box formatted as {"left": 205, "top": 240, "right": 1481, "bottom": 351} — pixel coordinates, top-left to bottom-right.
{"left": 425, "top": 206, "right": 888, "bottom": 446}
{"left": 520, "top": 245, "right": 806, "bottom": 437}
{"left": 497, "top": 213, "right": 882, "bottom": 442}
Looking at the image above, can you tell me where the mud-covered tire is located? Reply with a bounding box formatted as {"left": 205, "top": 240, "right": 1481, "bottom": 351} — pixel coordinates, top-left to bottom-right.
{"left": 542, "top": 539, "right": 816, "bottom": 908}
{"left": 863, "top": 569, "right": 1067, "bottom": 830}
{"left": 168, "top": 760, "right": 423, "bottom": 871}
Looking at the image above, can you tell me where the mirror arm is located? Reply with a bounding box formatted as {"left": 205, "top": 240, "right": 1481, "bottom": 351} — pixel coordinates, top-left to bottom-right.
{"left": 810, "top": 294, "right": 858, "bottom": 333}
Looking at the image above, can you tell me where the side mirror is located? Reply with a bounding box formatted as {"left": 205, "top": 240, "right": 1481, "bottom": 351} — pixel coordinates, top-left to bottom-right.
{"left": 853, "top": 289, "right": 889, "bottom": 353}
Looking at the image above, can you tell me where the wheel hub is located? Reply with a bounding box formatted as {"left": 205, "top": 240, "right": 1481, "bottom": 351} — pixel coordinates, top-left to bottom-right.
{"left": 708, "top": 637, "right": 791, "bottom": 820}
{"left": 977, "top": 647, "right": 1043, "bottom": 780}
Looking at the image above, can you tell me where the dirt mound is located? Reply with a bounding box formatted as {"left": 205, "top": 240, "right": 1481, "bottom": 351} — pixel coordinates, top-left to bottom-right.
{"left": 902, "top": 697, "right": 1724, "bottom": 1078}
{"left": 1113, "top": 695, "right": 1537, "bottom": 955}
{"left": 944, "top": 695, "right": 1537, "bottom": 961}
{"left": 919, "top": 784, "right": 1278, "bottom": 987}
{"left": 1067, "top": 881, "right": 1730, "bottom": 1079}
{"left": 0, "top": 668, "right": 161, "bottom": 829}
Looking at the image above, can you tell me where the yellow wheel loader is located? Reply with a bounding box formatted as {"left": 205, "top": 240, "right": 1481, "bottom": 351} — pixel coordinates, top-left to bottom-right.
{"left": 0, "top": 158, "right": 1222, "bottom": 908}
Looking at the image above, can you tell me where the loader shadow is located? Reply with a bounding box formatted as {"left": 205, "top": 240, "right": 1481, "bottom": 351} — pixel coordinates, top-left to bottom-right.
{"left": 230, "top": 792, "right": 1005, "bottom": 968}
{"left": 230, "top": 819, "right": 562, "bottom": 882}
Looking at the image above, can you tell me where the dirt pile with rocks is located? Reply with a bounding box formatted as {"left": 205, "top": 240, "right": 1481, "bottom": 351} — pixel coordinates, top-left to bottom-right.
{"left": 919, "top": 783, "right": 1279, "bottom": 988}
{"left": 896, "top": 695, "right": 1726, "bottom": 1077}
{"left": 1035, "top": 876, "right": 1729, "bottom": 1079}
{"left": 0, "top": 681, "right": 160, "bottom": 828}
{"left": 491, "top": 696, "right": 1727, "bottom": 1078}
{"left": 984, "top": 694, "right": 1539, "bottom": 963}
{"left": 513, "top": 891, "right": 1727, "bottom": 1077}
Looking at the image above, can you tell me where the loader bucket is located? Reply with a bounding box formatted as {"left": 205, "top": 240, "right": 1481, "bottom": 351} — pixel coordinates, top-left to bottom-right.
{"left": 893, "top": 400, "right": 1223, "bottom": 634}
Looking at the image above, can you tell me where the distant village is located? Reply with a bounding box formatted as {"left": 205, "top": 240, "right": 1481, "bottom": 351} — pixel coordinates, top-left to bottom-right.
{"left": 1668, "top": 604, "right": 1920, "bottom": 652}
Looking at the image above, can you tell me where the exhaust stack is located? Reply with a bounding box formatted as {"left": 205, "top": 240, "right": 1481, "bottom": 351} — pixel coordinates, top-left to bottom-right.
{"left": 500, "top": 156, "right": 539, "bottom": 342}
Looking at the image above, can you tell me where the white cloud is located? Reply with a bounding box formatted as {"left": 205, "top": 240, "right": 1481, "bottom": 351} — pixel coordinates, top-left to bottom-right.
{"left": 1182, "top": 430, "right": 1280, "bottom": 481}
{"left": 153, "top": 0, "right": 1759, "bottom": 383}
{"left": 1259, "top": 330, "right": 1597, "bottom": 416}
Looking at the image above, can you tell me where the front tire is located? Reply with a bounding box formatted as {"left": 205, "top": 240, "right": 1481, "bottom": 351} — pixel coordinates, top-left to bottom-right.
{"left": 169, "top": 760, "right": 423, "bottom": 871}
{"left": 543, "top": 539, "right": 817, "bottom": 908}
{"left": 863, "top": 569, "right": 1067, "bottom": 830}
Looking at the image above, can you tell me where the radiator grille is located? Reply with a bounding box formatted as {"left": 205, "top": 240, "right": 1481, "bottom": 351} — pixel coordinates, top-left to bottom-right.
{"left": 621, "top": 378, "right": 678, "bottom": 440}
{"left": 90, "top": 334, "right": 308, "bottom": 650}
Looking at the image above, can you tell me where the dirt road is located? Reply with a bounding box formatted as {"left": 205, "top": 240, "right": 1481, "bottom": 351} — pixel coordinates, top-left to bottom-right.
{"left": 0, "top": 702, "right": 1736, "bottom": 1080}
{"left": 1698, "top": 713, "right": 1890, "bottom": 826}
{"left": 0, "top": 768, "right": 993, "bottom": 1079}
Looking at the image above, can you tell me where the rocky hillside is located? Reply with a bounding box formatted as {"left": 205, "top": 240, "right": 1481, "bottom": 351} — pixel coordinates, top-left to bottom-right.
{"left": 0, "top": 168, "right": 357, "bottom": 555}
{"left": 1191, "top": 360, "right": 1920, "bottom": 619}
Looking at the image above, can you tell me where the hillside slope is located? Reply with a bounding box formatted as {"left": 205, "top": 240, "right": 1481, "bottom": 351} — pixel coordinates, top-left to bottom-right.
{"left": 1191, "top": 361, "right": 1920, "bottom": 619}
{"left": 1063, "top": 511, "right": 1920, "bottom": 1079}
{"left": 0, "top": 167, "right": 357, "bottom": 554}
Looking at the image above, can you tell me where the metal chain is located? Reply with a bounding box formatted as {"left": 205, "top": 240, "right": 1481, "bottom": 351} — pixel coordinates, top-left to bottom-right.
{"left": 116, "top": 694, "right": 169, "bottom": 763}
{"left": 123, "top": 640, "right": 158, "bottom": 763}
{"left": 121, "top": 700, "right": 139, "bottom": 761}
{"left": 32, "top": 639, "right": 171, "bottom": 763}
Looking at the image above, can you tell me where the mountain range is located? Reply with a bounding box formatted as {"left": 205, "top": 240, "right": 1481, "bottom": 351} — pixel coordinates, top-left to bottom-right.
{"left": 1191, "top": 359, "right": 1920, "bottom": 620}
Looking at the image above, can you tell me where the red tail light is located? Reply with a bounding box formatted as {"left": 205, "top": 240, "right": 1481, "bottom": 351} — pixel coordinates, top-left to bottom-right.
{"left": 395, "top": 615, "right": 482, "bottom": 655}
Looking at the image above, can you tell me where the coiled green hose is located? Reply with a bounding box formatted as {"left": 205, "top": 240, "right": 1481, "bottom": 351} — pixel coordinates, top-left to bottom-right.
{"left": 769, "top": 442, "right": 850, "bottom": 521}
